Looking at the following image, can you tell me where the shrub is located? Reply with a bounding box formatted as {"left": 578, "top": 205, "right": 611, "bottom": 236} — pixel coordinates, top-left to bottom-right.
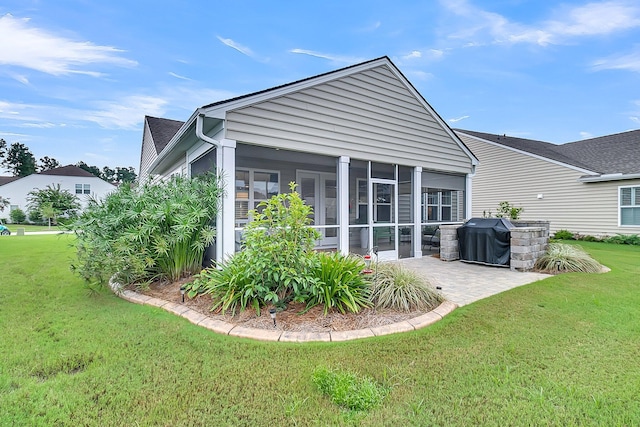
{"left": 553, "top": 229, "right": 575, "bottom": 240}
{"left": 312, "top": 366, "right": 388, "bottom": 412}
{"left": 495, "top": 201, "right": 524, "bottom": 220}
{"left": 9, "top": 208, "right": 26, "bottom": 224}
{"left": 369, "top": 262, "right": 443, "bottom": 312}
{"left": 534, "top": 243, "right": 603, "bottom": 274}
{"left": 604, "top": 234, "right": 640, "bottom": 246}
{"left": 306, "top": 252, "right": 371, "bottom": 314}
{"left": 71, "top": 173, "right": 223, "bottom": 286}
{"left": 28, "top": 209, "right": 43, "bottom": 224}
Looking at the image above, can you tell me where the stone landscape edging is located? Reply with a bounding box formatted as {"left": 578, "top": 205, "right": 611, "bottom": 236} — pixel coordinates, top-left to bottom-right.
{"left": 109, "top": 277, "right": 457, "bottom": 342}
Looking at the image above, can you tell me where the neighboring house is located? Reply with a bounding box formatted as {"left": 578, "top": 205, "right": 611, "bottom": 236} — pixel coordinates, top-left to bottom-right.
{"left": 140, "top": 56, "right": 478, "bottom": 263}
{"left": 456, "top": 129, "right": 640, "bottom": 237}
{"left": 0, "top": 165, "right": 116, "bottom": 221}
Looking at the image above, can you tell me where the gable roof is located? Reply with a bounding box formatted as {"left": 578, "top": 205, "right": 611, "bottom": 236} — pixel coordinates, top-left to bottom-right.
{"left": 0, "top": 176, "right": 21, "bottom": 186}
{"left": 145, "top": 116, "right": 184, "bottom": 154}
{"left": 456, "top": 128, "right": 640, "bottom": 178}
{"left": 40, "top": 165, "right": 98, "bottom": 178}
{"left": 149, "top": 56, "right": 477, "bottom": 174}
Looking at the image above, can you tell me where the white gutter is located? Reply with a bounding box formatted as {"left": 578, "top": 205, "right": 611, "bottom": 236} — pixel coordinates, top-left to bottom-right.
{"left": 195, "top": 113, "right": 222, "bottom": 148}
{"left": 579, "top": 173, "right": 640, "bottom": 183}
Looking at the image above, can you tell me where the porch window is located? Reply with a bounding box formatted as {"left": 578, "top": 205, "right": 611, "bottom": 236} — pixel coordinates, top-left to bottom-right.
{"left": 235, "top": 169, "right": 279, "bottom": 227}
{"left": 424, "top": 190, "right": 458, "bottom": 222}
{"left": 620, "top": 186, "right": 640, "bottom": 226}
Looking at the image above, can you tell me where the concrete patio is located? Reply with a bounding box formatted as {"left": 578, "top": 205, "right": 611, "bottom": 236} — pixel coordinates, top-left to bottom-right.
{"left": 400, "top": 254, "right": 552, "bottom": 306}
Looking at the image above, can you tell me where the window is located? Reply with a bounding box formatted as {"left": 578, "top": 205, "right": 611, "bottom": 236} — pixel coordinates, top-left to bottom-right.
{"left": 75, "top": 184, "right": 90, "bottom": 194}
{"left": 620, "top": 186, "right": 640, "bottom": 226}
{"left": 235, "top": 169, "right": 279, "bottom": 227}
{"left": 422, "top": 189, "right": 463, "bottom": 223}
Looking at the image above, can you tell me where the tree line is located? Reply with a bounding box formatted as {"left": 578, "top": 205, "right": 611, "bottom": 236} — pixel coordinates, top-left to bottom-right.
{"left": 0, "top": 139, "right": 137, "bottom": 184}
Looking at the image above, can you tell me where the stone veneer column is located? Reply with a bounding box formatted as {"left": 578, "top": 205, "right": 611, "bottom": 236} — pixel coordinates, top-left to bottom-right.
{"left": 438, "top": 224, "right": 462, "bottom": 261}
{"left": 510, "top": 226, "right": 549, "bottom": 271}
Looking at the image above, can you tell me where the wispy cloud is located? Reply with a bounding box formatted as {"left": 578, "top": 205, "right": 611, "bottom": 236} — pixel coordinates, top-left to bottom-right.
{"left": 630, "top": 116, "right": 640, "bottom": 124}
{"left": 579, "top": 131, "right": 593, "bottom": 139}
{"left": 449, "top": 115, "right": 470, "bottom": 123}
{"left": 169, "top": 72, "right": 192, "bottom": 81}
{"left": 289, "top": 49, "right": 366, "bottom": 64}
{"left": 440, "top": 0, "right": 640, "bottom": 47}
{"left": 0, "top": 13, "right": 137, "bottom": 76}
{"left": 592, "top": 46, "right": 640, "bottom": 72}
{"left": 216, "top": 36, "right": 255, "bottom": 57}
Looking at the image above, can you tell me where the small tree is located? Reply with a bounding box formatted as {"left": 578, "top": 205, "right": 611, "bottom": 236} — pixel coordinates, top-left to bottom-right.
{"left": 27, "top": 184, "right": 80, "bottom": 219}
{"left": 0, "top": 196, "right": 9, "bottom": 212}
{"left": 495, "top": 201, "right": 524, "bottom": 220}
{"left": 40, "top": 203, "right": 58, "bottom": 228}
{"left": 10, "top": 207, "right": 26, "bottom": 224}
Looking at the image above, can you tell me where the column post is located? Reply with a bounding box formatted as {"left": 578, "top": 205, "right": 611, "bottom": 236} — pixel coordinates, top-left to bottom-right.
{"left": 413, "top": 166, "right": 423, "bottom": 258}
{"left": 338, "top": 156, "right": 350, "bottom": 256}
{"left": 217, "top": 139, "right": 236, "bottom": 264}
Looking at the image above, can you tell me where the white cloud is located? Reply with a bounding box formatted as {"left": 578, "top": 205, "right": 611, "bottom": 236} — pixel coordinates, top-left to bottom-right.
{"left": 440, "top": 0, "right": 640, "bottom": 47}
{"left": 592, "top": 47, "right": 640, "bottom": 72}
{"left": 403, "top": 50, "right": 422, "bottom": 59}
{"left": 0, "top": 13, "right": 137, "bottom": 76}
{"left": 579, "top": 131, "right": 593, "bottom": 139}
{"left": 169, "top": 72, "right": 192, "bottom": 81}
{"left": 406, "top": 70, "right": 434, "bottom": 80}
{"left": 289, "top": 49, "right": 366, "bottom": 64}
{"left": 630, "top": 116, "right": 640, "bottom": 124}
{"left": 449, "top": 115, "right": 470, "bottom": 123}
{"left": 216, "top": 36, "right": 255, "bottom": 57}
{"left": 84, "top": 95, "right": 168, "bottom": 129}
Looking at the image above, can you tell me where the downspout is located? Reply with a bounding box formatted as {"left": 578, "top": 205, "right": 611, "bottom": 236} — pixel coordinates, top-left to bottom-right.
{"left": 195, "top": 113, "right": 222, "bottom": 148}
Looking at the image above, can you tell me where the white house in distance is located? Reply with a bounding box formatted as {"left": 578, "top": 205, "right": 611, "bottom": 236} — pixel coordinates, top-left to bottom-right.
{"left": 456, "top": 129, "right": 640, "bottom": 237}
{"left": 139, "top": 56, "right": 478, "bottom": 264}
{"left": 0, "top": 165, "right": 116, "bottom": 221}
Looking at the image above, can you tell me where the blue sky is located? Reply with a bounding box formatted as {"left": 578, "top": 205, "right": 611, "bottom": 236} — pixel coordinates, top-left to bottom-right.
{"left": 1, "top": 0, "right": 639, "bottom": 173}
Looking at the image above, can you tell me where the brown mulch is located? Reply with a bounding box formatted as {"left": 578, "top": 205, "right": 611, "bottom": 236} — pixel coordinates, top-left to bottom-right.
{"left": 133, "top": 278, "right": 434, "bottom": 333}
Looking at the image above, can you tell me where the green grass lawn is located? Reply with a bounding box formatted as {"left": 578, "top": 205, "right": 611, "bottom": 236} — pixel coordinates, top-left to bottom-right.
{"left": 1, "top": 236, "right": 639, "bottom": 426}
{"left": 3, "top": 224, "right": 62, "bottom": 233}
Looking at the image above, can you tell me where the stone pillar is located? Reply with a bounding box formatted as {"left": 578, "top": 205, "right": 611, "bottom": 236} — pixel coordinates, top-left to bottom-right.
{"left": 439, "top": 224, "right": 462, "bottom": 261}
{"left": 510, "top": 226, "right": 549, "bottom": 271}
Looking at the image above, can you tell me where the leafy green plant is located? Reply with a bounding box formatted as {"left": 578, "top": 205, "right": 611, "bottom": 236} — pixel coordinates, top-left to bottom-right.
{"left": 534, "top": 243, "right": 603, "bottom": 273}
{"left": 306, "top": 252, "right": 371, "bottom": 314}
{"left": 495, "top": 201, "right": 524, "bottom": 220}
{"left": 71, "top": 173, "right": 223, "bottom": 286}
{"left": 553, "top": 229, "right": 575, "bottom": 240}
{"left": 312, "top": 366, "right": 388, "bottom": 412}
{"left": 9, "top": 207, "right": 26, "bottom": 224}
{"left": 27, "top": 183, "right": 80, "bottom": 219}
{"left": 369, "top": 262, "right": 443, "bottom": 312}
{"left": 604, "top": 234, "right": 640, "bottom": 246}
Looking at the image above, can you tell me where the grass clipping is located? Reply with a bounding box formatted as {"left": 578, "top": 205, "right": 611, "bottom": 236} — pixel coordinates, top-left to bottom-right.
{"left": 535, "top": 243, "right": 603, "bottom": 274}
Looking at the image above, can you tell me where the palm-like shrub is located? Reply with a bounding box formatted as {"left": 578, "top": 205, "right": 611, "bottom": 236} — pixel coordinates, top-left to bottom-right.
{"left": 534, "top": 243, "right": 603, "bottom": 273}
{"left": 71, "top": 173, "right": 223, "bottom": 285}
{"left": 369, "top": 262, "right": 443, "bottom": 312}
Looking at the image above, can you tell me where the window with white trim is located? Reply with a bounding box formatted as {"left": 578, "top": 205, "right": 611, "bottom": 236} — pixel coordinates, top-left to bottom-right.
{"left": 424, "top": 189, "right": 456, "bottom": 222}
{"left": 235, "top": 169, "right": 279, "bottom": 227}
{"left": 620, "top": 186, "right": 640, "bottom": 226}
{"left": 75, "top": 184, "right": 90, "bottom": 194}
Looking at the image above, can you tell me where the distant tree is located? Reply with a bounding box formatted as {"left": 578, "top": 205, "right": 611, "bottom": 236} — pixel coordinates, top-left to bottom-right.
{"left": 76, "top": 161, "right": 102, "bottom": 178}
{"left": 101, "top": 166, "right": 116, "bottom": 182}
{"left": 28, "top": 208, "right": 43, "bottom": 224}
{"left": 38, "top": 156, "right": 61, "bottom": 172}
{"left": 2, "top": 143, "right": 36, "bottom": 176}
{"left": 27, "top": 184, "right": 81, "bottom": 219}
{"left": 0, "top": 139, "right": 6, "bottom": 161}
{"left": 114, "top": 166, "right": 137, "bottom": 184}
{"left": 0, "top": 195, "right": 9, "bottom": 212}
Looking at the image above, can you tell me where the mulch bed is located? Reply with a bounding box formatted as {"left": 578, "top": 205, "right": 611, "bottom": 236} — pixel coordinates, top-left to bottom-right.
{"left": 134, "top": 278, "right": 432, "bottom": 333}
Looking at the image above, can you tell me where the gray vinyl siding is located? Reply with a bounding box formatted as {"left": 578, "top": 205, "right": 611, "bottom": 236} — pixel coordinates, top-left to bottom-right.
{"left": 461, "top": 133, "right": 640, "bottom": 236}
{"left": 139, "top": 121, "right": 158, "bottom": 183}
{"left": 225, "top": 65, "right": 473, "bottom": 174}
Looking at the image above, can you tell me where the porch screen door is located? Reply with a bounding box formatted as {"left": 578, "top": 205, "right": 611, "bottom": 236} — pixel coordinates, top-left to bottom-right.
{"left": 299, "top": 172, "right": 338, "bottom": 248}
{"left": 371, "top": 180, "right": 397, "bottom": 261}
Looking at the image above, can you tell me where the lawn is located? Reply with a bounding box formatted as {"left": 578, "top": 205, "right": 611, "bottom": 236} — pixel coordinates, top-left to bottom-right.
{"left": 3, "top": 224, "right": 62, "bottom": 233}
{"left": 1, "top": 236, "right": 639, "bottom": 426}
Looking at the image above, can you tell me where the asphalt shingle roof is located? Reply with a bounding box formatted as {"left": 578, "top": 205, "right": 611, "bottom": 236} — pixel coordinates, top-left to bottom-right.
{"left": 40, "top": 165, "right": 98, "bottom": 177}
{"left": 0, "top": 176, "right": 21, "bottom": 186}
{"left": 457, "top": 129, "right": 640, "bottom": 175}
{"left": 145, "top": 116, "right": 184, "bottom": 154}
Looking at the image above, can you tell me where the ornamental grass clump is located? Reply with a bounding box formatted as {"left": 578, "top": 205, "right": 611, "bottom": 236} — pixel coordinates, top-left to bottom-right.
{"left": 534, "top": 242, "right": 603, "bottom": 274}
{"left": 369, "top": 262, "right": 443, "bottom": 312}
{"left": 71, "top": 173, "right": 223, "bottom": 286}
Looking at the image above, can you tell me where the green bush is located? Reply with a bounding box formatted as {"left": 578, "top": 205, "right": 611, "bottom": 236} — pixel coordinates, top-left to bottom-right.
{"left": 306, "top": 252, "right": 371, "bottom": 314}
{"left": 9, "top": 208, "right": 26, "bottom": 224}
{"left": 312, "top": 366, "right": 388, "bottom": 412}
{"left": 553, "top": 229, "right": 575, "bottom": 240}
{"left": 604, "top": 234, "right": 640, "bottom": 246}
{"left": 369, "top": 262, "right": 443, "bottom": 312}
{"left": 28, "top": 209, "right": 43, "bottom": 224}
{"left": 71, "top": 173, "right": 223, "bottom": 286}
{"left": 534, "top": 243, "right": 602, "bottom": 273}
{"left": 494, "top": 201, "right": 524, "bottom": 220}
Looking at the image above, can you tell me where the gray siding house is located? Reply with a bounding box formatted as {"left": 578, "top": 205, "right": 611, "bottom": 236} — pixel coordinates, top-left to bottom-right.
{"left": 140, "top": 57, "right": 478, "bottom": 264}
{"left": 457, "top": 129, "right": 640, "bottom": 237}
